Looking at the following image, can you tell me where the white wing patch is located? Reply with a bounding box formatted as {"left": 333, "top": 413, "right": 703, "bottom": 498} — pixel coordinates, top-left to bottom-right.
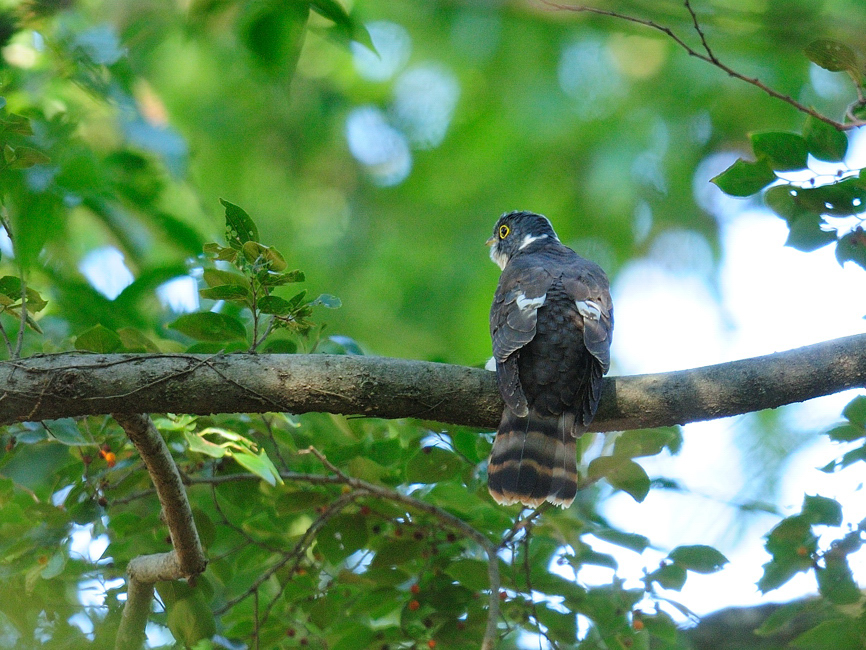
{"left": 484, "top": 356, "right": 497, "bottom": 372}
{"left": 516, "top": 292, "right": 546, "bottom": 312}
{"left": 519, "top": 233, "right": 548, "bottom": 250}
{"left": 576, "top": 299, "right": 602, "bottom": 320}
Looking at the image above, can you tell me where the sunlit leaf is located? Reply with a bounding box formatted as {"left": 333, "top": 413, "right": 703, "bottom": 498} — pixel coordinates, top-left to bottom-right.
{"left": 184, "top": 431, "right": 227, "bottom": 458}
{"left": 231, "top": 448, "right": 283, "bottom": 486}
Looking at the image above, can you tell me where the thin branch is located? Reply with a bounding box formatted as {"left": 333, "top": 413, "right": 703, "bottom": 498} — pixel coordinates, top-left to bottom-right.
{"left": 1, "top": 333, "right": 865, "bottom": 432}
{"left": 112, "top": 413, "right": 207, "bottom": 650}
{"left": 541, "top": 0, "right": 866, "bottom": 130}
{"left": 683, "top": 0, "right": 715, "bottom": 63}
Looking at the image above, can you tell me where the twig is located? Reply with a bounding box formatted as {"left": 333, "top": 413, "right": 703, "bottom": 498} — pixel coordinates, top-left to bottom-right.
{"left": 540, "top": 0, "right": 866, "bottom": 131}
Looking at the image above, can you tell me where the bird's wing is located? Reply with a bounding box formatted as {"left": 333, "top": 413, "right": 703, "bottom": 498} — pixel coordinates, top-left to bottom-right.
{"left": 490, "top": 264, "right": 553, "bottom": 416}
{"left": 561, "top": 263, "right": 614, "bottom": 373}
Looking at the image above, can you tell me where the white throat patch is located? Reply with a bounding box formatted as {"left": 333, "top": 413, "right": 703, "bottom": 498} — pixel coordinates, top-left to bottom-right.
{"left": 490, "top": 245, "right": 508, "bottom": 270}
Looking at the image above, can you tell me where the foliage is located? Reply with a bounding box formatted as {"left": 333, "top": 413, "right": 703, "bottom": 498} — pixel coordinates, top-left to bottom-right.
{"left": 0, "top": 1, "right": 864, "bottom": 649}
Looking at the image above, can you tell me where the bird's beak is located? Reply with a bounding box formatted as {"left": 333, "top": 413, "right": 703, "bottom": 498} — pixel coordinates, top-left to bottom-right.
{"left": 485, "top": 236, "right": 496, "bottom": 247}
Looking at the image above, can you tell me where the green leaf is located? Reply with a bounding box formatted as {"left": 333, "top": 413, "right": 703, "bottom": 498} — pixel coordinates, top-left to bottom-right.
{"left": 795, "top": 179, "right": 866, "bottom": 216}
{"left": 257, "top": 295, "right": 292, "bottom": 315}
{"left": 803, "top": 115, "right": 848, "bottom": 162}
{"left": 220, "top": 198, "right": 259, "bottom": 249}
{"left": 43, "top": 419, "right": 88, "bottom": 445}
{"left": 260, "top": 269, "right": 305, "bottom": 286}
{"left": 202, "top": 268, "right": 249, "bottom": 288}
{"left": 785, "top": 214, "right": 836, "bottom": 252}
{"left": 239, "top": 0, "right": 309, "bottom": 76}
{"left": 758, "top": 558, "right": 805, "bottom": 593}
{"left": 310, "top": 293, "right": 342, "bottom": 308}
{"left": 801, "top": 495, "right": 842, "bottom": 526}
{"left": 74, "top": 324, "right": 123, "bottom": 353}
{"left": 842, "top": 395, "right": 866, "bottom": 426}
{"left": 804, "top": 39, "right": 860, "bottom": 75}
{"left": 405, "top": 447, "right": 463, "bottom": 484}
{"left": 184, "top": 431, "right": 227, "bottom": 458}
{"left": 588, "top": 456, "right": 651, "bottom": 502}
{"left": 710, "top": 158, "right": 777, "bottom": 196}
{"left": 668, "top": 545, "right": 728, "bottom": 574}
{"left": 647, "top": 563, "right": 687, "bottom": 591}
{"left": 166, "top": 596, "right": 216, "bottom": 647}
{"left": 791, "top": 618, "right": 864, "bottom": 650}
{"left": 826, "top": 424, "right": 866, "bottom": 442}
{"left": 535, "top": 603, "right": 577, "bottom": 644}
{"left": 750, "top": 131, "right": 809, "bottom": 171}
{"left": 591, "top": 529, "right": 650, "bottom": 553}
{"left": 262, "top": 338, "right": 298, "bottom": 353}
{"left": 754, "top": 600, "right": 812, "bottom": 637}
{"left": 241, "top": 241, "right": 287, "bottom": 271}
{"left": 316, "top": 513, "right": 369, "bottom": 564}
{"left": 0, "top": 276, "right": 48, "bottom": 312}
{"left": 310, "top": 0, "right": 374, "bottom": 50}
{"left": 445, "top": 558, "right": 491, "bottom": 592}
{"left": 5, "top": 146, "right": 50, "bottom": 169}
{"left": 117, "top": 327, "right": 160, "bottom": 353}
{"left": 199, "top": 285, "right": 251, "bottom": 301}
{"left": 613, "top": 428, "right": 679, "bottom": 459}
{"left": 231, "top": 448, "right": 283, "bottom": 486}
{"left": 168, "top": 312, "right": 247, "bottom": 342}
{"left": 816, "top": 556, "right": 860, "bottom": 604}
{"left": 40, "top": 552, "right": 66, "bottom": 580}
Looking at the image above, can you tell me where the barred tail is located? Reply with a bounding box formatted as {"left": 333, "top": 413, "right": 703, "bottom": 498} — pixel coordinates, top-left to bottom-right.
{"left": 487, "top": 409, "right": 577, "bottom": 508}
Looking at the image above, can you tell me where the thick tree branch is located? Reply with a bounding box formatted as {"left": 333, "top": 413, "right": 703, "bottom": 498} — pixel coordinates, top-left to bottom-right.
{"left": 113, "top": 413, "right": 207, "bottom": 650}
{"left": 0, "top": 333, "right": 864, "bottom": 431}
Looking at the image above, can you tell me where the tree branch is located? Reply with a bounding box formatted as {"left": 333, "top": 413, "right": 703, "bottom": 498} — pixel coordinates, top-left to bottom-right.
{"left": 0, "top": 333, "right": 864, "bottom": 431}
{"left": 541, "top": 0, "right": 866, "bottom": 130}
{"left": 112, "top": 413, "right": 208, "bottom": 650}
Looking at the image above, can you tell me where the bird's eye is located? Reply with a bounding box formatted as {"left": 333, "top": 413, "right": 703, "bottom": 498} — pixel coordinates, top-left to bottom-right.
{"left": 499, "top": 224, "right": 510, "bottom": 239}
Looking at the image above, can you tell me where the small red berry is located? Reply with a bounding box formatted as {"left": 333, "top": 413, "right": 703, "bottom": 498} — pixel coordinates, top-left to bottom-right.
{"left": 286, "top": 628, "right": 296, "bottom": 637}
{"left": 427, "top": 641, "right": 436, "bottom": 649}
{"left": 410, "top": 584, "right": 420, "bottom": 594}
{"left": 360, "top": 505, "right": 372, "bottom": 516}
{"left": 408, "top": 600, "right": 420, "bottom": 611}
{"left": 499, "top": 591, "right": 507, "bottom": 601}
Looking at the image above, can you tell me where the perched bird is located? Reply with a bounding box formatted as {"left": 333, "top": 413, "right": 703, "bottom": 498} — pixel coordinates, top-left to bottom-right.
{"left": 486, "top": 211, "right": 613, "bottom": 508}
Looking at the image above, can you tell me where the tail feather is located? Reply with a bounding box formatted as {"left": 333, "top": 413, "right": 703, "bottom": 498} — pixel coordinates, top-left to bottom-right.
{"left": 487, "top": 409, "right": 577, "bottom": 508}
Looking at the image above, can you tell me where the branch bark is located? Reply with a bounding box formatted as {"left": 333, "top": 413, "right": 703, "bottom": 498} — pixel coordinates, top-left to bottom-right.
{"left": 113, "top": 413, "right": 207, "bottom": 650}
{"left": 1, "top": 333, "right": 864, "bottom": 431}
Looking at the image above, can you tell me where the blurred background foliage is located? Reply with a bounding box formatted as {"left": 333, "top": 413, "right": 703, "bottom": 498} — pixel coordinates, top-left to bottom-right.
{"left": 0, "top": 0, "right": 860, "bottom": 362}
{"left": 0, "top": 0, "right": 866, "bottom": 648}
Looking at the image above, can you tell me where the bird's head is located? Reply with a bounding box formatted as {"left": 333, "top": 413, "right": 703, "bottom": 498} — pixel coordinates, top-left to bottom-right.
{"left": 487, "top": 210, "right": 559, "bottom": 270}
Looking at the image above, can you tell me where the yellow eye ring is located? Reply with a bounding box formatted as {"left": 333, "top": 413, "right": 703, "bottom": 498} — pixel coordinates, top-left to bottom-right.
{"left": 499, "top": 224, "right": 510, "bottom": 239}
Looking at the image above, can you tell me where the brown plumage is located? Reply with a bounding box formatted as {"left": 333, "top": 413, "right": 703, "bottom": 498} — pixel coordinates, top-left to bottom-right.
{"left": 486, "top": 211, "right": 613, "bottom": 508}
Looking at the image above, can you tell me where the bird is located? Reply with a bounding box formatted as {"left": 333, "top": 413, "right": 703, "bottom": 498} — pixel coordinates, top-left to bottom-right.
{"left": 486, "top": 210, "right": 613, "bottom": 508}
